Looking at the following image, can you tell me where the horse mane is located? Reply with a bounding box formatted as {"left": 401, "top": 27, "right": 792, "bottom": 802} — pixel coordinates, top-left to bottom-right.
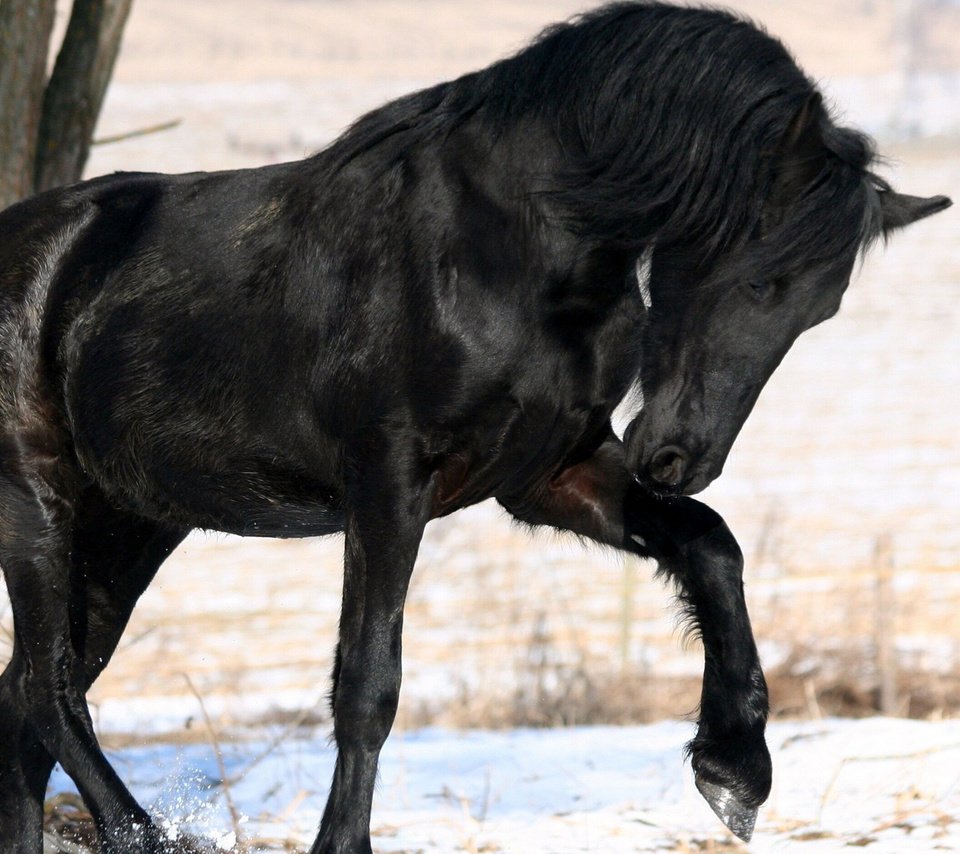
{"left": 321, "top": 2, "right": 886, "bottom": 266}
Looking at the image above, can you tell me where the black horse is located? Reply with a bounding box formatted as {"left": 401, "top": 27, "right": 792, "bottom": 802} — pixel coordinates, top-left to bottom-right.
{"left": 0, "top": 3, "right": 949, "bottom": 852}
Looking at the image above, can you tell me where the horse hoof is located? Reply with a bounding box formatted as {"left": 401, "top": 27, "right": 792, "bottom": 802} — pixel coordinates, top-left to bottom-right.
{"left": 694, "top": 776, "right": 758, "bottom": 842}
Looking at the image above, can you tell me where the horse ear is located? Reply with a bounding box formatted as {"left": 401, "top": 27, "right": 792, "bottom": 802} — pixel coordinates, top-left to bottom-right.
{"left": 781, "top": 92, "right": 823, "bottom": 158}
{"left": 879, "top": 191, "right": 952, "bottom": 233}
{"left": 768, "top": 93, "right": 825, "bottom": 206}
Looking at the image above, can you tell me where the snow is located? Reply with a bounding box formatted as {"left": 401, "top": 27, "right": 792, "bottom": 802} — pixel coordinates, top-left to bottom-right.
{"left": 50, "top": 718, "right": 960, "bottom": 852}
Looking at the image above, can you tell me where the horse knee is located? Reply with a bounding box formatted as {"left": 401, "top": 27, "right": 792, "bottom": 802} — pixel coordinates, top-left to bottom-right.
{"left": 691, "top": 522, "right": 744, "bottom": 584}
{"left": 332, "top": 613, "right": 404, "bottom": 751}
{"left": 675, "top": 498, "right": 741, "bottom": 560}
{"left": 333, "top": 675, "right": 400, "bottom": 751}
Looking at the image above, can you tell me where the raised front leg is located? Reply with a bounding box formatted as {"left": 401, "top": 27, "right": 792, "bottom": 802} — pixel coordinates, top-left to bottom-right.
{"left": 630, "top": 494, "right": 770, "bottom": 841}
{"left": 311, "top": 439, "right": 433, "bottom": 854}
{"left": 499, "top": 434, "right": 770, "bottom": 841}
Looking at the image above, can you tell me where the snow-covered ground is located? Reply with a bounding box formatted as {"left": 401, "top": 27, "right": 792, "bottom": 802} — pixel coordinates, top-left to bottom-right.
{"left": 50, "top": 718, "right": 960, "bottom": 853}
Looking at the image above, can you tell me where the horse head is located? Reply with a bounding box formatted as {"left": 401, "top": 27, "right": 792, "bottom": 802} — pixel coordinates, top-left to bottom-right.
{"left": 622, "top": 96, "right": 950, "bottom": 496}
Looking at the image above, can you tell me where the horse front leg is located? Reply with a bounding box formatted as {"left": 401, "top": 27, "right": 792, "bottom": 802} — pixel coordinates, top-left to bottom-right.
{"left": 499, "top": 434, "right": 770, "bottom": 841}
{"left": 632, "top": 494, "right": 770, "bottom": 840}
{"left": 310, "top": 442, "right": 433, "bottom": 854}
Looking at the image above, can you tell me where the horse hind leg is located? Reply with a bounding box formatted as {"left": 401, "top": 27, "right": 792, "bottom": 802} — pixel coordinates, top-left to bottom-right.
{"left": 0, "top": 436, "right": 77, "bottom": 854}
{"left": 0, "top": 442, "right": 185, "bottom": 854}
{"left": 0, "top": 668, "right": 49, "bottom": 853}
{"left": 2, "top": 490, "right": 187, "bottom": 852}
{"left": 70, "top": 491, "right": 188, "bottom": 691}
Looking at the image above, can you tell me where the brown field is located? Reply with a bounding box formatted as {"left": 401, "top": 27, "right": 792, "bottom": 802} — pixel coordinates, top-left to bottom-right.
{"left": 3, "top": 0, "right": 959, "bottom": 736}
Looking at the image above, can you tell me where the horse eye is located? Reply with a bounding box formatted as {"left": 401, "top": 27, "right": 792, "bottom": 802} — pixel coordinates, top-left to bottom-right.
{"left": 747, "top": 279, "right": 773, "bottom": 301}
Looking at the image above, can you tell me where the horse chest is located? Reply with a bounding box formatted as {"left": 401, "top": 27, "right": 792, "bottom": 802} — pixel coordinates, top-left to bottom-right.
{"left": 427, "top": 383, "right": 616, "bottom": 518}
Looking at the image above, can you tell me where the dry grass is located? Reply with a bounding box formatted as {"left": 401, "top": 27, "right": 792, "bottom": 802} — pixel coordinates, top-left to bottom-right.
{"left": 409, "top": 653, "right": 960, "bottom": 732}
{"left": 44, "top": 794, "right": 98, "bottom": 852}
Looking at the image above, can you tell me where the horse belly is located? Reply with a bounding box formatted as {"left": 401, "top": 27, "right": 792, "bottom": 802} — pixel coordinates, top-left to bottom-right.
{"left": 64, "top": 327, "right": 346, "bottom": 536}
{"left": 146, "top": 460, "right": 347, "bottom": 538}
{"left": 75, "top": 423, "right": 346, "bottom": 537}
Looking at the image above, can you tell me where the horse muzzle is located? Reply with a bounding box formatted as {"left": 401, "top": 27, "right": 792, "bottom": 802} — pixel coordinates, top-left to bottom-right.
{"left": 624, "top": 425, "right": 721, "bottom": 497}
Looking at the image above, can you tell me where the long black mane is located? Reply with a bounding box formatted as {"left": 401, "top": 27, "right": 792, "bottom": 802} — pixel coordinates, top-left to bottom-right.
{"left": 321, "top": 2, "right": 884, "bottom": 268}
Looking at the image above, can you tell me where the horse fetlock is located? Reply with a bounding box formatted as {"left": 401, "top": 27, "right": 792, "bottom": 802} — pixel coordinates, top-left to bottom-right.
{"left": 683, "top": 528, "right": 744, "bottom": 582}
{"left": 96, "top": 815, "right": 172, "bottom": 854}
{"left": 333, "top": 679, "right": 400, "bottom": 749}
{"left": 688, "top": 731, "right": 772, "bottom": 804}
{"left": 688, "top": 726, "right": 772, "bottom": 841}
{"left": 308, "top": 827, "right": 374, "bottom": 854}
{"left": 701, "top": 660, "right": 769, "bottom": 727}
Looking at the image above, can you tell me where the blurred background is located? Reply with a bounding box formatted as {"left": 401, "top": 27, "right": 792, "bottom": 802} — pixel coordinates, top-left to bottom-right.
{"left": 2, "top": 0, "right": 959, "bottom": 742}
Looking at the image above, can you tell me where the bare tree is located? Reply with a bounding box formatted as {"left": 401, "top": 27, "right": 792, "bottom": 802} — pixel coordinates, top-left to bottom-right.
{"left": 0, "top": 0, "right": 132, "bottom": 211}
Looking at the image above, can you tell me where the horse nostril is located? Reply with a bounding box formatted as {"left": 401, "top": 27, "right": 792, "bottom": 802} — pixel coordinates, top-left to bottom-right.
{"left": 648, "top": 445, "right": 690, "bottom": 487}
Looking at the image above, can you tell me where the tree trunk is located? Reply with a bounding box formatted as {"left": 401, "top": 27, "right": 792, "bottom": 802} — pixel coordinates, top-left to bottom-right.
{"left": 34, "top": 0, "right": 133, "bottom": 194}
{"left": 0, "top": 0, "right": 56, "bottom": 210}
